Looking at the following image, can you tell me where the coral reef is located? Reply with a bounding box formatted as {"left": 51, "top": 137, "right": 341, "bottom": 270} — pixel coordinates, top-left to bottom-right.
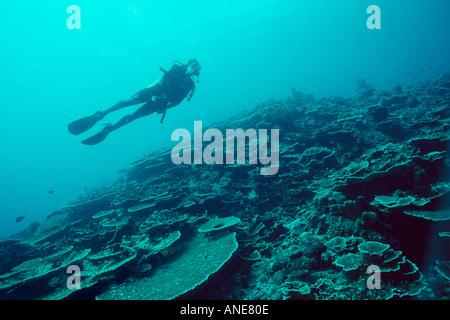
{"left": 0, "top": 74, "right": 449, "bottom": 300}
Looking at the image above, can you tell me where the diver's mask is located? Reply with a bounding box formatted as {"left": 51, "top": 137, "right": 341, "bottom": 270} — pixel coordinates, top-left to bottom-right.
{"left": 187, "top": 59, "right": 201, "bottom": 77}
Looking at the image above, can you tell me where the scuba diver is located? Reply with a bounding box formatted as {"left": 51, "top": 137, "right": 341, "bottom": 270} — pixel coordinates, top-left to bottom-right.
{"left": 68, "top": 58, "right": 201, "bottom": 145}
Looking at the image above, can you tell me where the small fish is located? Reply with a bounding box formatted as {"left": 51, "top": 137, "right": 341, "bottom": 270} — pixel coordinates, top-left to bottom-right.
{"left": 48, "top": 190, "right": 55, "bottom": 194}
{"left": 15, "top": 216, "right": 25, "bottom": 223}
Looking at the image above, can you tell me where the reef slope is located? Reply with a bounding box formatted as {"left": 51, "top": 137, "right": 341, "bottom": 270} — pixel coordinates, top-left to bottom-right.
{"left": 1, "top": 75, "right": 449, "bottom": 300}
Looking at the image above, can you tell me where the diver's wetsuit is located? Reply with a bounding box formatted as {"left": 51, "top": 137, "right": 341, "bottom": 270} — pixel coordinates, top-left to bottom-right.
{"left": 104, "top": 62, "right": 195, "bottom": 130}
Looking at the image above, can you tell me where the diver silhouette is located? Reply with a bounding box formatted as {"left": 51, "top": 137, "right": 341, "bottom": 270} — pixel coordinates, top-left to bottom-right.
{"left": 68, "top": 59, "right": 201, "bottom": 145}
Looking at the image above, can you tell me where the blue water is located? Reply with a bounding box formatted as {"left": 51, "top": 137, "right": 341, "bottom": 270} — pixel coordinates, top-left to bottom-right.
{"left": 0, "top": 0, "right": 449, "bottom": 238}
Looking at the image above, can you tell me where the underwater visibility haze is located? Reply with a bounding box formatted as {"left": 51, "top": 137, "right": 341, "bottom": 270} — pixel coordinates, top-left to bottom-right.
{"left": 0, "top": 0, "right": 449, "bottom": 301}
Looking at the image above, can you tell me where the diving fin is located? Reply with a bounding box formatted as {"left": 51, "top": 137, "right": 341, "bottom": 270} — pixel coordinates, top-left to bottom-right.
{"left": 68, "top": 112, "right": 104, "bottom": 135}
{"left": 81, "top": 125, "right": 112, "bottom": 145}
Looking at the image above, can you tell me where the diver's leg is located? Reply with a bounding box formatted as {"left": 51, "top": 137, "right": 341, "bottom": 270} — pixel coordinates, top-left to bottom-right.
{"left": 109, "top": 101, "right": 158, "bottom": 131}
{"left": 71, "top": 84, "right": 161, "bottom": 136}
{"left": 102, "top": 86, "right": 160, "bottom": 116}
{"left": 81, "top": 101, "right": 158, "bottom": 145}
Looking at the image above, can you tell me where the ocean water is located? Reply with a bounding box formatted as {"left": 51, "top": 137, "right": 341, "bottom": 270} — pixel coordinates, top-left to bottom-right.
{"left": 0, "top": 0, "right": 449, "bottom": 239}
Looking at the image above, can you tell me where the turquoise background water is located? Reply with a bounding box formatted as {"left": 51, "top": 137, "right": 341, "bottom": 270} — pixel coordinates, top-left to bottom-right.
{"left": 0, "top": 0, "right": 449, "bottom": 237}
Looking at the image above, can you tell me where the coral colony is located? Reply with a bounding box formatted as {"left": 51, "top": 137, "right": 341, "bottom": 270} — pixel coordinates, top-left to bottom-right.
{"left": 171, "top": 121, "right": 280, "bottom": 176}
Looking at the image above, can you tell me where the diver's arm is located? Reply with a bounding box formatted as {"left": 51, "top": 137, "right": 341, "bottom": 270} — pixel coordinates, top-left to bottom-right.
{"left": 166, "top": 86, "right": 193, "bottom": 108}
{"left": 147, "top": 79, "right": 160, "bottom": 88}
{"left": 166, "top": 97, "right": 183, "bottom": 108}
